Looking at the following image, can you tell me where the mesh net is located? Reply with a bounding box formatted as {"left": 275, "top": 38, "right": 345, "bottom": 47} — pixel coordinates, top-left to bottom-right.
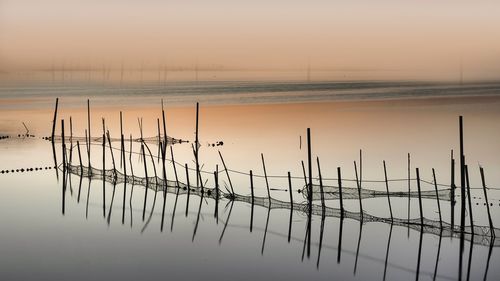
{"left": 301, "top": 184, "right": 453, "bottom": 201}
{"left": 65, "top": 164, "right": 498, "bottom": 247}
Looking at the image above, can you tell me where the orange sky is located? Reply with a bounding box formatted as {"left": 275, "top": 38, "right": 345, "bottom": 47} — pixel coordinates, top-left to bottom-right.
{"left": 1, "top": 0, "right": 500, "bottom": 80}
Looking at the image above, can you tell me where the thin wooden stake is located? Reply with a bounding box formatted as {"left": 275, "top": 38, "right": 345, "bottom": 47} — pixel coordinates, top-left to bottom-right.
{"left": 156, "top": 118, "right": 161, "bottom": 163}
{"left": 142, "top": 143, "right": 148, "bottom": 221}
{"left": 432, "top": 168, "right": 443, "bottom": 229}
{"left": 51, "top": 98, "right": 59, "bottom": 141}
{"left": 69, "top": 117, "right": 73, "bottom": 164}
{"left": 416, "top": 168, "right": 424, "bottom": 226}
{"left": 459, "top": 116, "right": 466, "bottom": 232}
{"left": 354, "top": 161, "right": 363, "bottom": 220}
{"left": 480, "top": 167, "right": 495, "bottom": 238}
{"left": 250, "top": 170, "right": 254, "bottom": 203}
{"left": 195, "top": 102, "right": 200, "bottom": 188}
{"left": 129, "top": 134, "right": 134, "bottom": 177}
{"left": 317, "top": 157, "right": 325, "bottom": 212}
{"left": 383, "top": 161, "right": 393, "bottom": 222}
{"left": 218, "top": 151, "right": 234, "bottom": 196}
{"left": 61, "top": 119, "right": 66, "bottom": 170}
{"left": 337, "top": 167, "right": 344, "bottom": 217}
{"left": 170, "top": 146, "right": 180, "bottom": 189}
{"left": 307, "top": 128, "right": 312, "bottom": 258}
{"left": 465, "top": 165, "right": 474, "bottom": 234}
{"left": 120, "top": 112, "right": 123, "bottom": 168}
{"left": 106, "top": 130, "right": 116, "bottom": 173}
{"left": 288, "top": 172, "right": 293, "bottom": 210}
{"left": 185, "top": 163, "right": 191, "bottom": 217}
{"left": 77, "top": 141, "right": 83, "bottom": 175}
{"left": 451, "top": 150, "right": 456, "bottom": 228}
{"left": 87, "top": 99, "right": 91, "bottom": 168}
{"left": 261, "top": 153, "right": 271, "bottom": 206}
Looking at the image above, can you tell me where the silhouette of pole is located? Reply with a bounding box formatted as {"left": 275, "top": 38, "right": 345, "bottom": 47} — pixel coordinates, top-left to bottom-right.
{"left": 195, "top": 102, "right": 199, "bottom": 188}
{"left": 480, "top": 167, "right": 495, "bottom": 238}
{"left": 337, "top": 167, "right": 344, "bottom": 216}
{"left": 416, "top": 168, "right": 424, "bottom": 226}
{"left": 459, "top": 116, "right": 465, "bottom": 232}
{"left": 218, "top": 151, "right": 234, "bottom": 196}
{"left": 87, "top": 99, "right": 91, "bottom": 168}
{"left": 465, "top": 165, "right": 474, "bottom": 234}
{"left": 383, "top": 161, "right": 393, "bottom": 222}
{"left": 432, "top": 168, "right": 443, "bottom": 229}
{"left": 450, "top": 150, "right": 456, "bottom": 229}
{"left": 51, "top": 98, "right": 59, "bottom": 141}
{"left": 261, "top": 153, "right": 271, "bottom": 206}
{"left": 354, "top": 161, "right": 363, "bottom": 220}
{"left": 288, "top": 172, "right": 293, "bottom": 210}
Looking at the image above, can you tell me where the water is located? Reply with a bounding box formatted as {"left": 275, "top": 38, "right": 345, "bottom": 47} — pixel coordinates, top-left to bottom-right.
{"left": 1, "top": 80, "right": 500, "bottom": 280}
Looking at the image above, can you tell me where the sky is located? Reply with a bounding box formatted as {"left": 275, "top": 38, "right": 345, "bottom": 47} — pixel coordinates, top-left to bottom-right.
{"left": 1, "top": 0, "right": 500, "bottom": 80}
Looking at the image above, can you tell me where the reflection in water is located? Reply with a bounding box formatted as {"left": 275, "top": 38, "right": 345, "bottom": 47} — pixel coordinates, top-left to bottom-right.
{"left": 29, "top": 100, "right": 498, "bottom": 280}
{"left": 58, "top": 159, "right": 500, "bottom": 280}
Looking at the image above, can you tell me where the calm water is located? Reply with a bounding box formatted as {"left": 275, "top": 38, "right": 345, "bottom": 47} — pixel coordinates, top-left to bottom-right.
{"left": 1, "top": 81, "right": 500, "bottom": 280}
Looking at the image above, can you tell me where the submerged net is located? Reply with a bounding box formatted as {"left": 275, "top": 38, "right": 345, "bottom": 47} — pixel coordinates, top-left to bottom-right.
{"left": 51, "top": 135, "right": 183, "bottom": 145}
{"left": 65, "top": 164, "right": 499, "bottom": 247}
{"left": 301, "top": 184, "right": 453, "bottom": 201}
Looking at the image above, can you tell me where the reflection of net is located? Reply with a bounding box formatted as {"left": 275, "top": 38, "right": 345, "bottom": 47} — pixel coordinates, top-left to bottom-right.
{"left": 66, "top": 164, "right": 498, "bottom": 247}
{"left": 66, "top": 164, "right": 217, "bottom": 199}
{"left": 302, "top": 184, "right": 453, "bottom": 201}
{"left": 51, "top": 135, "right": 182, "bottom": 145}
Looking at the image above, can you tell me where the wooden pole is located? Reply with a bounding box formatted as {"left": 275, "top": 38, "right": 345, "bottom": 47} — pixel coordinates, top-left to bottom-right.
{"left": 480, "top": 167, "right": 495, "bottom": 238}
{"left": 142, "top": 143, "right": 148, "bottom": 221}
{"left": 161, "top": 99, "right": 167, "bottom": 161}
{"left": 61, "top": 119, "right": 66, "bottom": 170}
{"left": 170, "top": 146, "right": 180, "bottom": 194}
{"left": 156, "top": 118, "right": 161, "bottom": 163}
{"left": 120, "top": 112, "right": 124, "bottom": 168}
{"left": 465, "top": 165, "right": 474, "bottom": 234}
{"left": 383, "top": 161, "right": 393, "bottom": 222}
{"left": 317, "top": 157, "right": 325, "bottom": 212}
{"left": 218, "top": 151, "right": 235, "bottom": 196}
{"left": 195, "top": 102, "right": 199, "bottom": 188}
{"left": 121, "top": 133, "right": 126, "bottom": 177}
{"left": 77, "top": 141, "right": 83, "bottom": 175}
{"left": 432, "top": 168, "right": 443, "bottom": 229}
{"left": 106, "top": 130, "right": 116, "bottom": 173}
{"left": 69, "top": 117, "right": 73, "bottom": 164}
{"left": 407, "top": 153, "right": 411, "bottom": 228}
{"left": 129, "top": 134, "right": 134, "bottom": 177}
{"left": 250, "top": 170, "right": 254, "bottom": 203}
{"left": 416, "top": 168, "right": 424, "bottom": 226}
{"left": 87, "top": 99, "right": 91, "bottom": 168}
{"left": 51, "top": 98, "right": 59, "bottom": 141}
{"left": 249, "top": 170, "right": 255, "bottom": 233}
{"left": 214, "top": 166, "right": 219, "bottom": 222}
{"left": 354, "top": 161, "right": 363, "bottom": 220}
{"left": 337, "top": 167, "right": 344, "bottom": 216}
{"left": 306, "top": 128, "right": 312, "bottom": 258}
{"left": 300, "top": 161, "right": 307, "bottom": 187}
{"left": 459, "top": 116, "right": 466, "bottom": 232}
{"left": 185, "top": 163, "right": 191, "bottom": 217}
{"left": 261, "top": 153, "right": 271, "bottom": 206}
{"left": 450, "top": 150, "right": 455, "bottom": 228}
{"left": 102, "top": 119, "right": 106, "bottom": 180}
{"left": 287, "top": 171, "right": 293, "bottom": 243}
{"left": 288, "top": 172, "right": 293, "bottom": 210}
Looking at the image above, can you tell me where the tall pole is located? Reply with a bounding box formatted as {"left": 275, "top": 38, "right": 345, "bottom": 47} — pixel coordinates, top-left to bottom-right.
{"left": 459, "top": 116, "right": 465, "bottom": 232}
{"left": 195, "top": 102, "right": 199, "bottom": 187}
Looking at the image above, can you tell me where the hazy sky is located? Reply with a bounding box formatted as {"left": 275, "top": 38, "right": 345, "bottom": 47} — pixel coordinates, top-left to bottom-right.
{"left": 1, "top": 0, "right": 500, "bottom": 79}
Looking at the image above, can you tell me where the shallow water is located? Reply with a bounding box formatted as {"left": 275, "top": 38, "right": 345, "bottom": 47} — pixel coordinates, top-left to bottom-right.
{"left": 1, "top": 81, "right": 500, "bottom": 280}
